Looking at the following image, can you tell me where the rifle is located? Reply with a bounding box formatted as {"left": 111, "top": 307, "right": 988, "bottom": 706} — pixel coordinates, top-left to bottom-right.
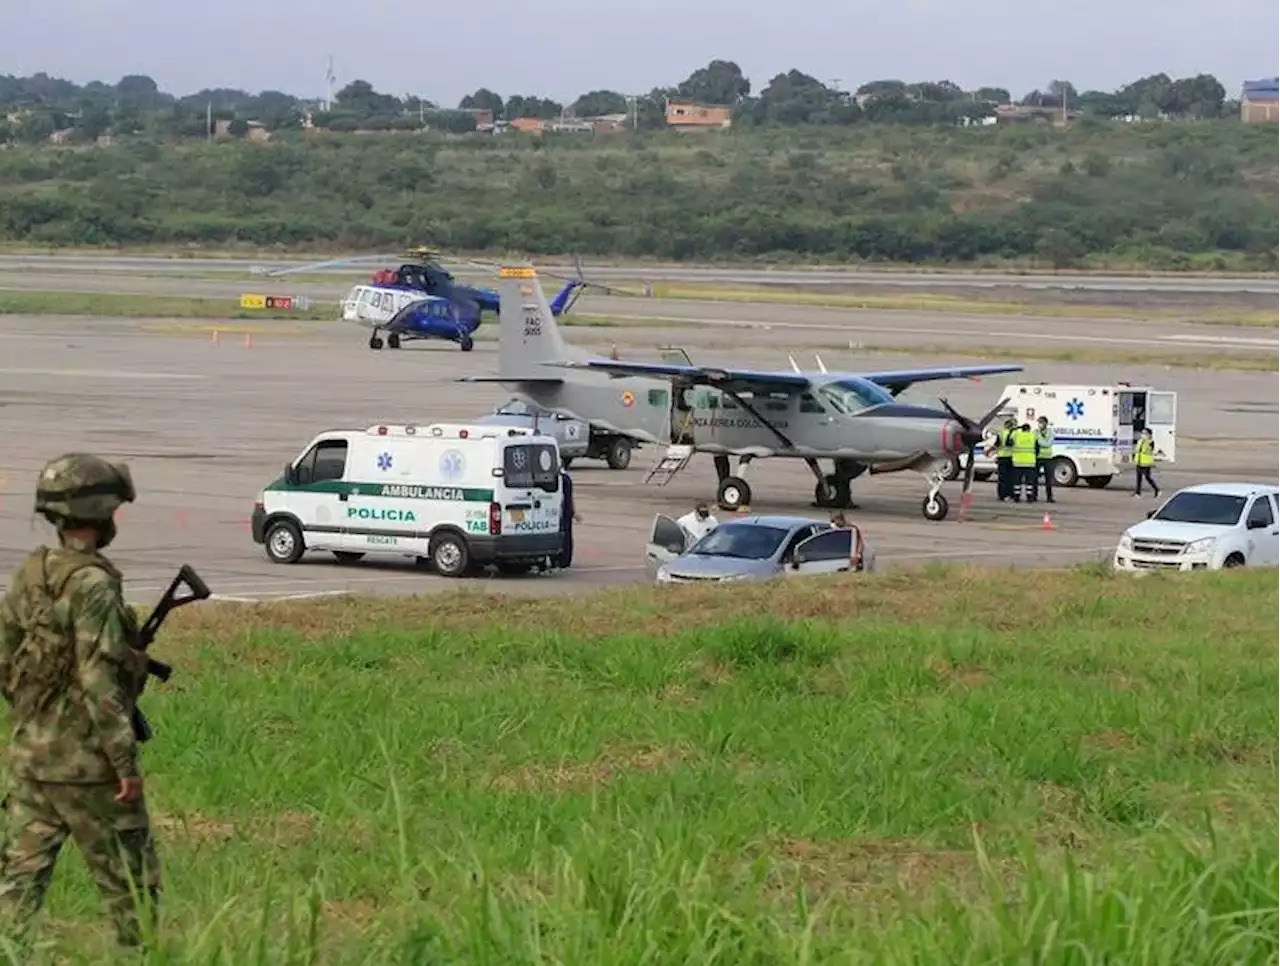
{"left": 131, "top": 565, "right": 211, "bottom": 743}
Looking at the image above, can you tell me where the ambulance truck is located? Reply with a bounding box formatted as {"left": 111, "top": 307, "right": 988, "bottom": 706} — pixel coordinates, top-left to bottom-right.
{"left": 251, "top": 422, "right": 565, "bottom": 577}
{"left": 956, "top": 383, "right": 1177, "bottom": 489}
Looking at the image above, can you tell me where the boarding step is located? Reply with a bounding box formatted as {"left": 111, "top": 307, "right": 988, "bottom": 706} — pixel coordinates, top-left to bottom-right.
{"left": 644, "top": 444, "right": 695, "bottom": 486}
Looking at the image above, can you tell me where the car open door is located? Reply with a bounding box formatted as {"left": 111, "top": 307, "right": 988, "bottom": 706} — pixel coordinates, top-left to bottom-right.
{"left": 784, "top": 528, "right": 854, "bottom": 577}
{"left": 1244, "top": 495, "right": 1279, "bottom": 565}
{"left": 1146, "top": 391, "right": 1177, "bottom": 463}
{"left": 646, "top": 514, "right": 689, "bottom": 574}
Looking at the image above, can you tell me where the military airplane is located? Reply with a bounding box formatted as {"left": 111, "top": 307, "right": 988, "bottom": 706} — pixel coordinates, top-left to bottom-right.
{"left": 460, "top": 264, "right": 1025, "bottom": 522}
{"left": 260, "top": 247, "right": 591, "bottom": 351}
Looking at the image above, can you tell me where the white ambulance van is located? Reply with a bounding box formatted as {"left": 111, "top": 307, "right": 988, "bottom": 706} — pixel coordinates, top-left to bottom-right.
{"left": 961, "top": 383, "right": 1177, "bottom": 489}
{"left": 251, "top": 422, "right": 564, "bottom": 577}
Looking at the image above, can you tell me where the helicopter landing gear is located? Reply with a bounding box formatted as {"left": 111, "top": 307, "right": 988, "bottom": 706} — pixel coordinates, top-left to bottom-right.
{"left": 369, "top": 329, "right": 384, "bottom": 350}
{"left": 387, "top": 332, "right": 401, "bottom": 350}
{"left": 459, "top": 334, "right": 474, "bottom": 352}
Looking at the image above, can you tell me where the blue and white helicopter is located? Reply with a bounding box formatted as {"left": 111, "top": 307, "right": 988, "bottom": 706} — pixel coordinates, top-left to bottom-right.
{"left": 260, "top": 246, "right": 596, "bottom": 352}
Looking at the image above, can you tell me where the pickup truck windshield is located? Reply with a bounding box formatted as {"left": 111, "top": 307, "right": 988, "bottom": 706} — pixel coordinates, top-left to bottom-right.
{"left": 689, "top": 524, "right": 788, "bottom": 560}
{"left": 1152, "top": 492, "right": 1246, "bottom": 526}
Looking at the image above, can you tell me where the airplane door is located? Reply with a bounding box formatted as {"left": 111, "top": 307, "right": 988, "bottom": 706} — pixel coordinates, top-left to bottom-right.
{"left": 784, "top": 528, "right": 854, "bottom": 578}
{"left": 1146, "top": 391, "right": 1177, "bottom": 462}
{"left": 646, "top": 514, "right": 688, "bottom": 574}
{"left": 289, "top": 438, "right": 350, "bottom": 552}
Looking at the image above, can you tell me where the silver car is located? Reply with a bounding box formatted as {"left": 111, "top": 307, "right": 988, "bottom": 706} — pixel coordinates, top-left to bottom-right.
{"left": 646, "top": 513, "right": 876, "bottom": 583}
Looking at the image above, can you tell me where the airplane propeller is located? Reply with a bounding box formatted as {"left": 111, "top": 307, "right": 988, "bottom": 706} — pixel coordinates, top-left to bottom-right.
{"left": 938, "top": 395, "right": 1010, "bottom": 508}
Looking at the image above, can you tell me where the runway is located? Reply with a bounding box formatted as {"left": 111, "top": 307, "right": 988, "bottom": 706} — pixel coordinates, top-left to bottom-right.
{"left": 1, "top": 271, "right": 1274, "bottom": 358}
{"left": 0, "top": 310, "right": 1274, "bottom": 607}
{"left": 0, "top": 253, "right": 1275, "bottom": 294}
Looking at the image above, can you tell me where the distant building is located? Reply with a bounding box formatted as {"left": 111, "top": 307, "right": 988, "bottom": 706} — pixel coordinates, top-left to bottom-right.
{"left": 461, "top": 108, "right": 495, "bottom": 132}
{"left": 665, "top": 100, "right": 732, "bottom": 129}
{"left": 1241, "top": 78, "right": 1279, "bottom": 123}
{"left": 509, "top": 116, "right": 545, "bottom": 135}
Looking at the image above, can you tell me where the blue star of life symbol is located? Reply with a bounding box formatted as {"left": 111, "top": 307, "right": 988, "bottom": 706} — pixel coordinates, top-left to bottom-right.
{"left": 1065, "top": 398, "right": 1084, "bottom": 420}
{"left": 377, "top": 451, "right": 393, "bottom": 471}
{"left": 440, "top": 449, "right": 464, "bottom": 482}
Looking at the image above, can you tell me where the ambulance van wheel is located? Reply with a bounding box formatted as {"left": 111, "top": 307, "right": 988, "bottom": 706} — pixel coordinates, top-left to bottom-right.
{"left": 264, "top": 519, "right": 304, "bottom": 564}
{"left": 1084, "top": 475, "right": 1112, "bottom": 489}
{"left": 429, "top": 532, "right": 471, "bottom": 578}
{"left": 1052, "top": 457, "right": 1079, "bottom": 487}
{"left": 717, "top": 476, "right": 751, "bottom": 511}
{"left": 605, "top": 437, "right": 632, "bottom": 470}
{"left": 333, "top": 551, "right": 365, "bottom": 565}
{"left": 922, "top": 493, "right": 949, "bottom": 522}
{"left": 387, "top": 332, "right": 401, "bottom": 349}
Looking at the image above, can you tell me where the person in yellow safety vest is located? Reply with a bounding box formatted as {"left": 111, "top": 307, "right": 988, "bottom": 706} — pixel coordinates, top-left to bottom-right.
{"left": 990, "top": 417, "right": 1017, "bottom": 503}
{"left": 1010, "top": 422, "right": 1039, "bottom": 503}
{"left": 1034, "top": 415, "right": 1056, "bottom": 504}
{"left": 1133, "top": 428, "right": 1161, "bottom": 499}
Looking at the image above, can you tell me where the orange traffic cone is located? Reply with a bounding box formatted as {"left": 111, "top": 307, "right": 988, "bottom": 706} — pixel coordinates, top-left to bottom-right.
{"left": 243, "top": 331, "right": 253, "bottom": 348}
{"left": 1042, "top": 510, "right": 1056, "bottom": 531}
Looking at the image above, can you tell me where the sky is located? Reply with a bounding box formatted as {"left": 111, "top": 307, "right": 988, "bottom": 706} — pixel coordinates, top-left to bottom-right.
{"left": 2, "top": 0, "right": 1277, "bottom": 106}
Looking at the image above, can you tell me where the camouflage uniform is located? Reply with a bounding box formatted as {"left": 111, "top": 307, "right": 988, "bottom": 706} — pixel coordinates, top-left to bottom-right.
{"left": 0, "top": 454, "right": 160, "bottom": 948}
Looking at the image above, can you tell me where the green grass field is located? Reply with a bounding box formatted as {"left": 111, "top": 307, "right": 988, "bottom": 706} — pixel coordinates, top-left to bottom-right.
{"left": 11, "top": 566, "right": 1276, "bottom": 963}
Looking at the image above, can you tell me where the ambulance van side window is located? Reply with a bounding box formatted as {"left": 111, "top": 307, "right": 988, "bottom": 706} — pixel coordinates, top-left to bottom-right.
{"left": 297, "top": 439, "right": 349, "bottom": 485}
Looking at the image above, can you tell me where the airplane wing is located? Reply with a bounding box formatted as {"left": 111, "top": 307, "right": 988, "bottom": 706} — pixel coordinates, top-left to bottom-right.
{"left": 549, "top": 359, "right": 812, "bottom": 394}
{"left": 862, "top": 364, "right": 1023, "bottom": 396}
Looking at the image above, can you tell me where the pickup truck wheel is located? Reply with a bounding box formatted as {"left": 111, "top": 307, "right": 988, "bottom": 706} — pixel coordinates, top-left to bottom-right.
{"left": 264, "top": 519, "right": 304, "bottom": 564}
{"left": 605, "top": 437, "right": 632, "bottom": 470}
{"left": 1222, "top": 553, "right": 1245, "bottom": 568}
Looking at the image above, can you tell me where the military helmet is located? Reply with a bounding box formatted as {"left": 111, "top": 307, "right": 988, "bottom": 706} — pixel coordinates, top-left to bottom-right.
{"left": 34, "top": 453, "right": 135, "bottom": 523}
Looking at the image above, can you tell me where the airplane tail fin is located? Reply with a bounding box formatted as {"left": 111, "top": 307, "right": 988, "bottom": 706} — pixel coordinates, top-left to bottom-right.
{"left": 497, "top": 264, "right": 573, "bottom": 378}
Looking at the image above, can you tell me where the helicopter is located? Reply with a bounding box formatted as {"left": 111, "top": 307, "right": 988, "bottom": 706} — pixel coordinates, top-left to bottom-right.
{"left": 258, "top": 246, "right": 599, "bottom": 352}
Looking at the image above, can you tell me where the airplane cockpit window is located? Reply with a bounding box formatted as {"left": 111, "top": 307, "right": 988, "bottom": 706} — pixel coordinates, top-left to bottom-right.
{"left": 817, "top": 378, "right": 893, "bottom": 416}
{"left": 799, "top": 393, "right": 826, "bottom": 414}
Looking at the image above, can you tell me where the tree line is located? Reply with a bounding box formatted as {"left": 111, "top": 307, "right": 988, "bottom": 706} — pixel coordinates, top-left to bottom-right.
{"left": 0, "top": 118, "right": 1273, "bottom": 270}
{"left": 0, "top": 62, "right": 1256, "bottom": 145}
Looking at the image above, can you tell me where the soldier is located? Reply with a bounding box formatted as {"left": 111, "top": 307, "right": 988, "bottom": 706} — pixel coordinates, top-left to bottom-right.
{"left": 0, "top": 454, "right": 160, "bottom": 949}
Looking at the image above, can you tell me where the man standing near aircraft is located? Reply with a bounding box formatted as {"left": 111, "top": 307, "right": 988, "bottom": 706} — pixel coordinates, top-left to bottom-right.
{"left": 1010, "top": 422, "right": 1039, "bottom": 502}
{"left": 989, "top": 417, "right": 1017, "bottom": 503}
{"left": 556, "top": 461, "right": 581, "bottom": 569}
{"left": 677, "top": 503, "right": 718, "bottom": 544}
{"left": 1034, "top": 415, "right": 1055, "bottom": 503}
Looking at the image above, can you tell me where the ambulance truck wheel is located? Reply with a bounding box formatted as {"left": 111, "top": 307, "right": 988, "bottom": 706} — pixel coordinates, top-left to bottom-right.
{"left": 1052, "top": 457, "right": 1079, "bottom": 487}
{"left": 605, "top": 437, "right": 632, "bottom": 470}
{"left": 922, "top": 492, "right": 949, "bottom": 522}
{"left": 717, "top": 476, "right": 751, "bottom": 511}
{"left": 264, "top": 519, "right": 304, "bottom": 564}
{"left": 429, "top": 532, "right": 470, "bottom": 578}
{"left": 387, "top": 332, "right": 401, "bottom": 349}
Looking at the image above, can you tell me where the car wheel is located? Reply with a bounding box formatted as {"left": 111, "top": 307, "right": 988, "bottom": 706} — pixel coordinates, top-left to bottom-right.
{"left": 922, "top": 493, "right": 949, "bottom": 522}
{"left": 1223, "top": 553, "right": 1245, "bottom": 568}
{"left": 605, "top": 437, "right": 632, "bottom": 470}
{"left": 264, "top": 519, "right": 304, "bottom": 564}
{"left": 717, "top": 475, "right": 752, "bottom": 511}
{"left": 430, "top": 532, "right": 470, "bottom": 577}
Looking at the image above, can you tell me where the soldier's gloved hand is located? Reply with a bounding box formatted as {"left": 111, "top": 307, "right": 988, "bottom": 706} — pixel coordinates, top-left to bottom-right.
{"left": 116, "top": 776, "right": 143, "bottom": 803}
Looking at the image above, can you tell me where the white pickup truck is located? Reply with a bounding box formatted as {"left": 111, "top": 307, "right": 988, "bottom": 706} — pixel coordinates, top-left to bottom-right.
{"left": 1113, "top": 482, "right": 1280, "bottom": 572}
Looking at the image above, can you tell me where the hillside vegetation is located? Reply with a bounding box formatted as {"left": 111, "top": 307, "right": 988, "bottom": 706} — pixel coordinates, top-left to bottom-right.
{"left": 18, "top": 566, "right": 1277, "bottom": 963}
{"left": 0, "top": 121, "right": 1276, "bottom": 271}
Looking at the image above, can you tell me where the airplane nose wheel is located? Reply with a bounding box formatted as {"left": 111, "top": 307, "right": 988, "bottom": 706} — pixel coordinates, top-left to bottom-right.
{"left": 922, "top": 492, "right": 949, "bottom": 521}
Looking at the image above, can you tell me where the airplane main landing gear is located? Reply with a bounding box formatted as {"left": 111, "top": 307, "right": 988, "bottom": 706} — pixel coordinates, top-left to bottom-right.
{"left": 714, "top": 454, "right": 753, "bottom": 511}
{"left": 814, "top": 473, "right": 852, "bottom": 509}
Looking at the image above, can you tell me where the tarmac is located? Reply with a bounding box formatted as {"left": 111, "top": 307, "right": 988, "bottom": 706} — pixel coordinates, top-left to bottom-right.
{"left": 1, "top": 305, "right": 1275, "bottom": 608}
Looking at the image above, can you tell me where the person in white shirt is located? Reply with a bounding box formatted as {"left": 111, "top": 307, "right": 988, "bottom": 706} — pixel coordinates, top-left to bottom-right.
{"left": 677, "top": 502, "right": 719, "bottom": 543}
